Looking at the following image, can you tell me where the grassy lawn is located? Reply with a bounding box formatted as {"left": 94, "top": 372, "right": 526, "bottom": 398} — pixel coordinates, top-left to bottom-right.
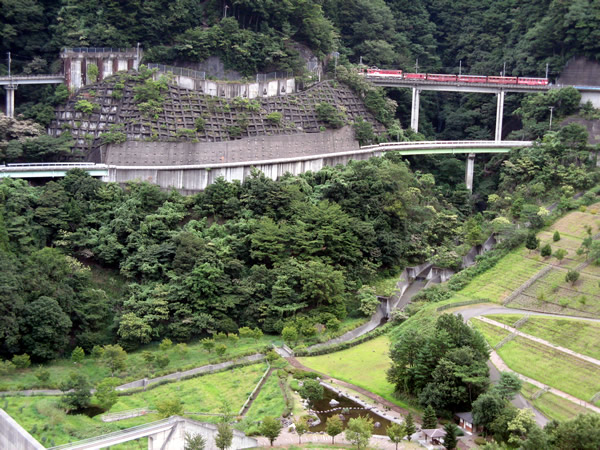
{"left": 546, "top": 208, "right": 600, "bottom": 240}
{"left": 3, "top": 364, "right": 264, "bottom": 446}
{"left": 459, "top": 252, "right": 544, "bottom": 304}
{"left": 497, "top": 336, "right": 600, "bottom": 403}
{"left": 297, "top": 335, "right": 408, "bottom": 408}
{"left": 0, "top": 335, "right": 278, "bottom": 392}
{"left": 520, "top": 382, "right": 590, "bottom": 422}
{"left": 486, "top": 315, "right": 600, "bottom": 360}
{"left": 470, "top": 318, "right": 511, "bottom": 348}
{"left": 244, "top": 372, "right": 287, "bottom": 423}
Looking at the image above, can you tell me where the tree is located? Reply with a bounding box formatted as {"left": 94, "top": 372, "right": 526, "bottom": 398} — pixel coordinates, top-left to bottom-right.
{"left": 95, "top": 377, "right": 119, "bottom": 410}
{"left": 357, "top": 286, "right": 379, "bottom": 317}
{"left": 259, "top": 416, "right": 281, "bottom": 446}
{"left": 156, "top": 397, "right": 183, "bottom": 418}
{"left": 506, "top": 409, "right": 536, "bottom": 446}
{"left": 299, "top": 379, "right": 324, "bottom": 405}
{"left": 404, "top": 413, "right": 416, "bottom": 441}
{"left": 326, "top": 415, "right": 344, "bottom": 444}
{"left": 550, "top": 413, "right": 600, "bottom": 450}
{"left": 565, "top": 270, "right": 580, "bottom": 285}
{"left": 554, "top": 248, "right": 567, "bottom": 264}
{"left": 281, "top": 326, "right": 298, "bottom": 345}
{"left": 184, "top": 432, "right": 206, "bottom": 450}
{"left": 494, "top": 372, "right": 522, "bottom": 400}
{"left": 215, "top": 422, "right": 233, "bottom": 450}
{"left": 525, "top": 232, "right": 539, "bottom": 252}
{"left": 345, "top": 416, "right": 373, "bottom": 450}
{"left": 387, "top": 422, "right": 405, "bottom": 450}
{"left": 443, "top": 422, "right": 458, "bottom": 450}
{"left": 71, "top": 346, "right": 85, "bottom": 364}
{"left": 540, "top": 243, "right": 552, "bottom": 258}
{"left": 102, "top": 344, "right": 127, "bottom": 376}
{"left": 294, "top": 417, "right": 308, "bottom": 444}
{"left": 422, "top": 405, "right": 437, "bottom": 429}
{"left": 472, "top": 392, "right": 505, "bottom": 429}
{"left": 60, "top": 372, "right": 92, "bottom": 412}
{"left": 553, "top": 231, "right": 561, "bottom": 242}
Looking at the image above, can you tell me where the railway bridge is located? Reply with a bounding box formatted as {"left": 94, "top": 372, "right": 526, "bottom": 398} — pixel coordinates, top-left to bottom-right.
{"left": 1, "top": 140, "right": 532, "bottom": 192}
{"left": 366, "top": 75, "right": 551, "bottom": 141}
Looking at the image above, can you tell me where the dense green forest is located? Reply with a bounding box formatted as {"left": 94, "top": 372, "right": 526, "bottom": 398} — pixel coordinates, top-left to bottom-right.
{"left": 2, "top": 0, "right": 600, "bottom": 138}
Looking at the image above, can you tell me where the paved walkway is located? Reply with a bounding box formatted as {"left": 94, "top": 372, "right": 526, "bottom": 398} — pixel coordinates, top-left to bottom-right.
{"left": 456, "top": 304, "right": 600, "bottom": 323}
{"left": 488, "top": 348, "right": 600, "bottom": 414}
{"left": 477, "top": 316, "right": 600, "bottom": 367}
{"left": 254, "top": 429, "right": 423, "bottom": 449}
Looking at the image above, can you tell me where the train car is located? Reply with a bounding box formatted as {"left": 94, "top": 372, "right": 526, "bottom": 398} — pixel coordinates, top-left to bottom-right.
{"left": 457, "top": 75, "right": 488, "bottom": 83}
{"left": 487, "top": 76, "right": 518, "bottom": 84}
{"left": 427, "top": 74, "right": 457, "bottom": 82}
{"left": 366, "top": 68, "right": 403, "bottom": 77}
{"left": 517, "top": 77, "right": 549, "bottom": 86}
{"left": 404, "top": 73, "right": 426, "bottom": 80}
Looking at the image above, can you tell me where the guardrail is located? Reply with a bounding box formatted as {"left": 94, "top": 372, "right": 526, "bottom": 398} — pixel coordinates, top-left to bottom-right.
{"left": 147, "top": 63, "right": 206, "bottom": 81}
{"left": 4, "top": 162, "right": 98, "bottom": 167}
{"left": 360, "top": 140, "right": 534, "bottom": 150}
{"left": 61, "top": 47, "right": 137, "bottom": 54}
{"left": 256, "top": 71, "right": 293, "bottom": 82}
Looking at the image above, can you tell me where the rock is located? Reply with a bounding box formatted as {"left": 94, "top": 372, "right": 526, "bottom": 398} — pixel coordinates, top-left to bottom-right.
{"left": 374, "top": 422, "right": 381, "bottom": 428}
{"left": 329, "top": 399, "right": 340, "bottom": 407}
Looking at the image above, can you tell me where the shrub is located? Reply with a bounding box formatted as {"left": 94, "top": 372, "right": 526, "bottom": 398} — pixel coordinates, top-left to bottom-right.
{"left": 316, "top": 102, "right": 345, "bottom": 128}
{"left": 74, "top": 99, "right": 99, "bottom": 115}
{"left": 159, "top": 338, "right": 173, "bottom": 351}
{"left": 87, "top": 64, "right": 99, "bottom": 83}
{"left": 266, "top": 112, "right": 282, "bottom": 124}
{"left": 71, "top": 347, "right": 85, "bottom": 364}
{"left": 0, "top": 360, "right": 16, "bottom": 375}
{"left": 541, "top": 243, "right": 552, "bottom": 257}
{"left": 565, "top": 270, "right": 580, "bottom": 285}
{"left": 12, "top": 354, "right": 31, "bottom": 369}
{"left": 553, "top": 231, "right": 561, "bottom": 241}
{"left": 195, "top": 117, "right": 206, "bottom": 132}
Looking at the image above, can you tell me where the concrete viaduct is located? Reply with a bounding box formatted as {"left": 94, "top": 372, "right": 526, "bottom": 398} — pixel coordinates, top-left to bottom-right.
{"left": 366, "top": 75, "right": 551, "bottom": 141}
{"left": 0, "top": 140, "right": 532, "bottom": 192}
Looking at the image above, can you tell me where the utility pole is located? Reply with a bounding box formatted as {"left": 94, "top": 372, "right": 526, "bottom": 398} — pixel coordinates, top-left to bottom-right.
{"left": 459, "top": 60, "right": 462, "bottom": 76}
{"left": 415, "top": 58, "right": 419, "bottom": 73}
{"left": 223, "top": 4, "right": 228, "bottom": 18}
{"left": 545, "top": 63, "right": 549, "bottom": 79}
{"left": 549, "top": 106, "right": 554, "bottom": 130}
{"left": 503, "top": 61, "right": 506, "bottom": 77}
{"left": 136, "top": 43, "right": 140, "bottom": 71}
{"left": 7, "top": 52, "right": 11, "bottom": 78}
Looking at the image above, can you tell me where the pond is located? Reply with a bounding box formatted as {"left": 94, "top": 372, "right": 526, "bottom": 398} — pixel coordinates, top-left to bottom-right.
{"left": 308, "top": 386, "right": 393, "bottom": 435}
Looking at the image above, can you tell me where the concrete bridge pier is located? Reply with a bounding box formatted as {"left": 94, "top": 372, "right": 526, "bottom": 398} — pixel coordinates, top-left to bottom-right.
{"left": 5, "top": 85, "right": 16, "bottom": 118}
{"left": 411, "top": 87, "right": 421, "bottom": 132}
{"left": 465, "top": 153, "right": 476, "bottom": 191}
{"left": 495, "top": 90, "right": 505, "bottom": 142}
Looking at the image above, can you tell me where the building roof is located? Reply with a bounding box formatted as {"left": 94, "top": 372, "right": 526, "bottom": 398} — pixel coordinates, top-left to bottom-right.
{"left": 423, "top": 428, "right": 447, "bottom": 439}
{"left": 456, "top": 412, "right": 474, "bottom": 423}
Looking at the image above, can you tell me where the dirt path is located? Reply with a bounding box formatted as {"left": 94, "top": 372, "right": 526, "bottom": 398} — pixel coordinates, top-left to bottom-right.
{"left": 287, "top": 356, "right": 419, "bottom": 422}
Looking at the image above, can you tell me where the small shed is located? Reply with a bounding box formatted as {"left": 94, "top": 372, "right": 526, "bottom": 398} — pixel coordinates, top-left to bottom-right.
{"left": 456, "top": 412, "right": 481, "bottom": 433}
{"left": 422, "top": 428, "right": 446, "bottom": 445}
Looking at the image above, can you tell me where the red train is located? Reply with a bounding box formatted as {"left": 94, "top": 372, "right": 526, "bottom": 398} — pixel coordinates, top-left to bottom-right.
{"left": 364, "top": 68, "right": 548, "bottom": 86}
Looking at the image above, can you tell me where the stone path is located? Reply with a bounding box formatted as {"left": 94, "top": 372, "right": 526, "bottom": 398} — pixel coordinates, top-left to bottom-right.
{"left": 477, "top": 316, "right": 600, "bottom": 367}
{"left": 488, "top": 348, "right": 600, "bottom": 414}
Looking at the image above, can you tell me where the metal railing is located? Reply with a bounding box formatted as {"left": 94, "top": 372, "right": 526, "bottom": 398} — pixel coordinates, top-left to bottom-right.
{"left": 4, "top": 162, "right": 97, "bottom": 167}
{"left": 147, "top": 63, "right": 206, "bottom": 80}
{"left": 61, "top": 47, "right": 138, "bottom": 54}
{"left": 256, "top": 71, "right": 293, "bottom": 82}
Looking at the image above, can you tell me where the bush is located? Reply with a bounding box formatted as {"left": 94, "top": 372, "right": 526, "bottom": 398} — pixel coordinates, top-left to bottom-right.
{"left": 565, "top": 270, "right": 580, "bottom": 285}
{"left": 553, "top": 231, "right": 561, "bottom": 242}
{"left": 266, "top": 112, "right": 282, "bottom": 124}
{"left": 541, "top": 243, "right": 552, "bottom": 257}
{"left": 12, "top": 354, "right": 31, "bottom": 369}
{"left": 74, "top": 99, "right": 99, "bottom": 115}
{"left": 316, "top": 102, "right": 345, "bottom": 128}
{"left": 195, "top": 117, "right": 206, "bottom": 132}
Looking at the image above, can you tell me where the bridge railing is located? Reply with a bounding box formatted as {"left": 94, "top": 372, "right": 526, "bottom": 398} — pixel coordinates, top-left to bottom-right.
{"left": 47, "top": 417, "right": 175, "bottom": 449}
{"left": 61, "top": 47, "right": 137, "bottom": 54}
{"left": 360, "top": 140, "right": 534, "bottom": 149}
{"left": 4, "top": 162, "right": 98, "bottom": 167}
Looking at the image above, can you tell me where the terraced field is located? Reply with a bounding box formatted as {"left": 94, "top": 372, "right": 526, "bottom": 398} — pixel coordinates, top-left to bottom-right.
{"left": 486, "top": 315, "right": 600, "bottom": 360}
{"left": 497, "top": 336, "right": 600, "bottom": 404}
{"left": 470, "top": 318, "right": 511, "bottom": 348}
{"left": 520, "top": 382, "right": 591, "bottom": 422}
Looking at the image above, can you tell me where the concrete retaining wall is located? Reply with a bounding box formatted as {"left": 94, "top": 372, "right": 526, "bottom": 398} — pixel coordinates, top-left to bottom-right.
{"left": 163, "top": 75, "right": 295, "bottom": 99}
{"left": 0, "top": 409, "right": 44, "bottom": 450}
{"left": 103, "top": 127, "right": 359, "bottom": 166}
